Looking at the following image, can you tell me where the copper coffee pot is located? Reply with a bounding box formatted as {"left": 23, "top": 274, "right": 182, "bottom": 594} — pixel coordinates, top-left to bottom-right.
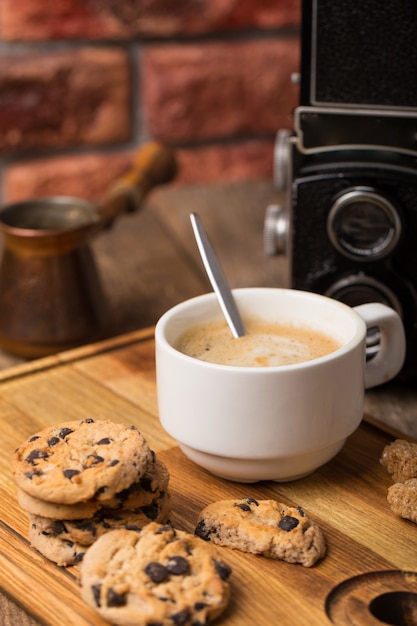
{"left": 0, "top": 141, "right": 177, "bottom": 358}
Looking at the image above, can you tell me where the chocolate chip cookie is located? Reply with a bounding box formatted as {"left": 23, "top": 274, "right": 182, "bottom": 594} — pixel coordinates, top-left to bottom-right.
{"left": 28, "top": 523, "right": 88, "bottom": 567}
{"left": 195, "top": 497, "right": 326, "bottom": 567}
{"left": 79, "top": 523, "right": 232, "bottom": 626}
{"left": 13, "top": 419, "right": 152, "bottom": 504}
{"left": 17, "top": 457, "right": 170, "bottom": 520}
{"left": 29, "top": 491, "right": 172, "bottom": 546}
{"left": 17, "top": 488, "right": 101, "bottom": 520}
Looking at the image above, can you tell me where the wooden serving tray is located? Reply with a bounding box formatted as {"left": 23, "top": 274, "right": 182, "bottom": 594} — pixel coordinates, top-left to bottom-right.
{"left": 0, "top": 328, "right": 416, "bottom": 626}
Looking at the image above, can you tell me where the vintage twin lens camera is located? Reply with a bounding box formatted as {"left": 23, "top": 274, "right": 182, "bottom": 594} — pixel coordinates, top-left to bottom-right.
{"left": 265, "top": 0, "right": 417, "bottom": 380}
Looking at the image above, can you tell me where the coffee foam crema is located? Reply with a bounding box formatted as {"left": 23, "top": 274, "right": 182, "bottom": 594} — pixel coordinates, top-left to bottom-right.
{"left": 174, "top": 317, "right": 341, "bottom": 367}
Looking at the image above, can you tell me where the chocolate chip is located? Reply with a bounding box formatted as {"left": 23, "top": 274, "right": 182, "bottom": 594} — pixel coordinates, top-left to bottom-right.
{"left": 83, "top": 418, "right": 95, "bottom": 423}
{"left": 125, "top": 524, "right": 142, "bottom": 532}
{"left": 167, "top": 556, "right": 189, "bottom": 575}
{"left": 47, "top": 436, "right": 60, "bottom": 447}
{"left": 26, "top": 449, "right": 49, "bottom": 464}
{"left": 91, "top": 584, "right": 101, "bottom": 607}
{"left": 85, "top": 454, "right": 104, "bottom": 466}
{"left": 234, "top": 503, "right": 251, "bottom": 512}
{"left": 74, "top": 521, "right": 96, "bottom": 536}
{"left": 97, "top": 438, "right": 111, "bottom": 445}
{"left": 140, "top": 477, "right": 155, "bottom": 493}
{"left": 246, "top": 497, "right": 259, "bottom": 506}
{"left": 141, "top": 502, "right": 159, "bottom": 520}
{"left": 194, "top": 520, "right": 212, "bottom": 541}
{"left": 73, "top": 551, "right": 85, "bottom": 564}
{"left": 184, "top": 543, "right": 193, "bottom": 556}
{"left": 107, "top": 588, "right": 127, "bottom": 607}
{"left": 297, "top": 506, "right": 305, "bottom": 517}
{"left": 213, "top": 560, "right": 232, "bottom": 581}
{"left": 194, "top": 602, "right": 209, "bottom": 611}
{"left": 113, "top": 484, "right": 132, "bottom": 505}
{"left": 279, "top": 515, "right": 299, "bottom": 531}
{"left": 51, "top": 521, "right": 67, "bottom": 536}
{"left": 63, "top": 469, "right": 81, "bottom": 480}
{"left": 28, "top": 435, "right": 41, "bottom": 442}
{"left": 171, "top": 609, "right": 190, "bottom": 625}
{"left": 156, "top": 525, "right": 175, "bottom": 535}
{"left": 58, "top": 427, "right": 73, "bottom": 439}
{"left": 24, "top": 470, "right": 43, "bottom": 479}
{"left": 145, "top": 562, "right": 169, "bottom": 583}
{"left": 108, "top": 459, "right": 120, "bottom": 467}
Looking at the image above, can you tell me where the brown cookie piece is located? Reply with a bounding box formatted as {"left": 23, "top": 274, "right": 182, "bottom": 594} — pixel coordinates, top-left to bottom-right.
{"left": 28, "top": 523, "right": 87, "bottom": 567}
{"left": 387, "top": 478, "right": 417, "bottom": 524}
{"left": 103, "top": 458, "right": 170, "bottom": 511}
{"left": 380, "top": 439, "right": 417, "bottom": 482}
{"left": 29, "top": 491, "right": 172, "bottom": 546}
{"left": 13, "top": 419, "right": 152, "bottom": 505}
{"left": 195, "top": 497, "right": 326, "bottom": 567}
{"left": 17, "top": 488, "right": 101, "bottom": 520}
{"left": 79, "top": 523, "right": 232, "bottom": 626}
{"left": 17, "top": 458, "right": 170, "bottom": 520}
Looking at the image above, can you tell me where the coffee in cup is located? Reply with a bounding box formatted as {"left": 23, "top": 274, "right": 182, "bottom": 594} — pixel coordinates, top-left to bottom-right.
{"left": 174, "top": 317, "right": 341, "bottom": 367}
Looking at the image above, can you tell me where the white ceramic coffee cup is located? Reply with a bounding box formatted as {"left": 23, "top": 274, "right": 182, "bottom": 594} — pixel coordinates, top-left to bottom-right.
{"left": 155, "top": 288, "right": 405, "bottom": 482}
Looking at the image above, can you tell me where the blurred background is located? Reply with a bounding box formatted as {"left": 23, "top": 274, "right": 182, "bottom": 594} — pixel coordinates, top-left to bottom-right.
{"left": 0, "top": 0, "right": 301, "bottom": 203}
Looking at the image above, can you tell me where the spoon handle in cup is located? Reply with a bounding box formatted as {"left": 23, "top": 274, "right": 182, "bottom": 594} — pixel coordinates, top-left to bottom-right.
{"left": 190, "top": 212, "right": 246, "bottom": 338}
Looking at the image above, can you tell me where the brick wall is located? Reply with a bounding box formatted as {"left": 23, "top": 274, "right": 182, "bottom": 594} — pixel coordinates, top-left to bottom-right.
{"left": 0, "top": 1, "right": 301, "bottom": 204}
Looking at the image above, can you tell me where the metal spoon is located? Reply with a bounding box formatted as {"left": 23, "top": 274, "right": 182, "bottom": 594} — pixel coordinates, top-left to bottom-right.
{"left": 190, "top": 212, "right": 246, "bottom": 338}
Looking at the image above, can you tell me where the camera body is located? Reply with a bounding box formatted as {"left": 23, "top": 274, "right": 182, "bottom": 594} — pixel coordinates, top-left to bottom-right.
{"left": 265, "top": 0, "right": 417, "bottom": 379}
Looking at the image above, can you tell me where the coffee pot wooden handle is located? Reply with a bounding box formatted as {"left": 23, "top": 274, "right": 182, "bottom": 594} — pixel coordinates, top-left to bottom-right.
{"left": 97, "top": 141, "right": 177, "bottom": 227}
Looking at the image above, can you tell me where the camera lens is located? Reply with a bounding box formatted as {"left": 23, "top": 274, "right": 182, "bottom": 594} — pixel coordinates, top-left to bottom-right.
{"left": 327, "top": 188, "right": 401, "bottom": 260}
{"left": 325, "top": 274, "right": 402, "bottom": 314}
{"left": 325, "top": 274, "right": 403, "bottom": 360}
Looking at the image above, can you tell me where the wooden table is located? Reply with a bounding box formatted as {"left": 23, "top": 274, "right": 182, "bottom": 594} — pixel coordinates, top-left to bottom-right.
{"left": 0, "top": 328, "right": 417, "bottom": 626}
{"left": 1, "top": 181, "right": 417, "bottom": 624}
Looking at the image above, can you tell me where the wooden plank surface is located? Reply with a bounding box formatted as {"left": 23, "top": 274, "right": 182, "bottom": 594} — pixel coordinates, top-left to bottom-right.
{"left": 1, "top": 180, "right": 417, "bottom": 625}
{"left": 0, "top": 330, "right": 416, "bottom": 626}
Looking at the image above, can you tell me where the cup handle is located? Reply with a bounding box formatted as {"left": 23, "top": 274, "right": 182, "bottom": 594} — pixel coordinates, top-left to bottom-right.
{"left": 353, "top": 303, "right": 406, "bottom": 389}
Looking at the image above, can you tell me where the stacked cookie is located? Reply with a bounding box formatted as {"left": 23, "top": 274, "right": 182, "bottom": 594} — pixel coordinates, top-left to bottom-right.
{"left": 381, "top": 438, "right": 417, "bottom": 524}
{"left": 12, "top": 418, "right": 171, "bottom": 566}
